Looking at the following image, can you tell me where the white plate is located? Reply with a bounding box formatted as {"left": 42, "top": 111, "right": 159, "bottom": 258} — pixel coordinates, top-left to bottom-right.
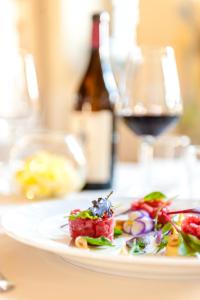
{"left": 2, "top": 196, "right": 200, "bottom": 279}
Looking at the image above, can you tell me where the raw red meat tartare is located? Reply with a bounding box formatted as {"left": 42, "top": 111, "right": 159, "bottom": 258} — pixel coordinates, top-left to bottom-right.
{"left": 68, "top": 192, "right": 114, "bottom": 240}
{"left": 69, "top": 211, "right": 114, "bottom": 240}
{"left": 181, "top": 216, "right": 200, "bottom": 239}
{"left": 131, "top": 191, "right": 171, "bottom": 219}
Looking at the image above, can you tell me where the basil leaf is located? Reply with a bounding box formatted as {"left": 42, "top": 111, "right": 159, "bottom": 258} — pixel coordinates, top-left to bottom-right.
{"left": 114, "top": 227, "right": 122, "bottom": 236}
{"left": 69, "top": 210, "right": 98, "bottom": 220}
{"left": 83, "top": 236, "right": 113, "bottom": 247}
{"left": 144, "top": 191, "right": 166, "bottom": 202}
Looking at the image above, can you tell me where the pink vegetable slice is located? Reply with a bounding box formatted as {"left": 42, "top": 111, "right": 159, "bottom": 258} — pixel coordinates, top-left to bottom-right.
{"left": 123, "top": 221, "right": 133, "bottom": 234}
{"left": 128, "top": 210, "right": 149, "bottom": 220}
{"left": 131, "top": 220, "right": 145, "bottom": 236}
{"left": 141, "top": 217, "right": 154, "bottom": 233}
{"left": 123, "top": 215, "right": 154, "bottom": 236}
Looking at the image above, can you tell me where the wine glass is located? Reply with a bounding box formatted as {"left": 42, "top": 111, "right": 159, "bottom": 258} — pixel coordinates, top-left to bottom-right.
{"left": 0, "top": 49, "right": 39, "bottom": 135}
{"left": 117, "top": 46, "right": 183, "bottom": 192}
{"left": 0, "top": 49, "right": 40, "bottom": 193}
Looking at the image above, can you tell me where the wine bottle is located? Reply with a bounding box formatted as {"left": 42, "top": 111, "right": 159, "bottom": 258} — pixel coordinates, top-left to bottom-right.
{"left": 72, "top": 12, "right": 118, "bottom": 190}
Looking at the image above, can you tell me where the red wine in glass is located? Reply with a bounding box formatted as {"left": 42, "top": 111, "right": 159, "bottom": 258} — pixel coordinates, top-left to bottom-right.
{"left": 116, "top": 46, "right": 183, "bottom": 192}
{"left": 122, "top": 114, "right": 180, "bottom": 137}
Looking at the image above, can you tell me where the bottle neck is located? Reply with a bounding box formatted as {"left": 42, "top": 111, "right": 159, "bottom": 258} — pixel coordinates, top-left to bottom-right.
{"left": 92, "top": 20, "right": 100, "bottom": 49}
{"left": 91, "top": 18, "right": 109, "bottom": 57}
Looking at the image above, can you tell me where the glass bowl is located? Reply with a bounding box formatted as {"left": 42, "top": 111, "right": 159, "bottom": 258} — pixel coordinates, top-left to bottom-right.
{"left": 9, "top": 131, "right": 86, "bottom": 200}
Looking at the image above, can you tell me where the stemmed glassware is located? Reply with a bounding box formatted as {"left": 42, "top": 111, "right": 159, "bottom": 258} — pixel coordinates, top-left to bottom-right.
{"left": 116, "top": 46, "right": 183, "bottom": 192}
{"left": 0, "top": 49, "right": 39, "bottom": 137}
{"left": 0, "top": 49, "right": 39, "bottom": 193}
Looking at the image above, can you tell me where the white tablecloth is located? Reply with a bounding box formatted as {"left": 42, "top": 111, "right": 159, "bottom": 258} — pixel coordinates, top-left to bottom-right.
{"left": 0, "top": 163, "right": 199, "bottom": 300}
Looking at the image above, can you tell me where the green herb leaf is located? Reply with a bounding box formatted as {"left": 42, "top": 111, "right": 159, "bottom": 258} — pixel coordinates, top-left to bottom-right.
{"left": 178, "top": 239, "right": 194, "bottom": 256}
{"left": 144, "top": 191, "right": 166, "bottom": 202}
{"left": 69, "top": 210, "right": 98, "bottom": 221}
{"left": 162, "top": 222, "right": 173, "bottom": 234}
{"left": 156, "top": 235, "right": 169, "bottom": 253}
{"left": 83, "top": 236, "right": 113, "bottom": 247}
{"left": 114, "top": 227, "right": 122, "bottom": 236}
{"left": 180, "top": 232, "right": 200, "bottom": 253}
{"left": 130, "top": 238, "right": 146, "bottom": 255}
{"left": 138, "top": 240, "right": 146, "bottom": 249}
{"left": 156, "top": 223, "right": 172, "bottom": 253}
{"left": 177, "top": 234, "right": 197, "bottom": 256}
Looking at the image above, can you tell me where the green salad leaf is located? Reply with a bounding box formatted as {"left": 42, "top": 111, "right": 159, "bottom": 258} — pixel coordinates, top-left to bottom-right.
{"left": 156, "top": 223, "right": 172, "bottom": 253}
{"left": 144, "top": 191, "right": 166, "bottom": 202}
{"left": 130, "top": 238, "right": 146, "bottom": 255}
{"left": 178, "top": 232, "right": 200, "bottom": 256}
{"left": 178, "top": 237, "right": 195, "bottom": 256}
{"left": 156, "top": 235, "right": 169, "bottom": 253}
{"left": 162, "top": 222, "right": 173, "bottom": 235}
{"left": 82, "top": 236, "right": 113, "bottom": 247}
{"left": 69, "top": 210, "right": 98, "bottom": 220}
{"left": 114, "top": 227, "right": 123, "bottom": 236}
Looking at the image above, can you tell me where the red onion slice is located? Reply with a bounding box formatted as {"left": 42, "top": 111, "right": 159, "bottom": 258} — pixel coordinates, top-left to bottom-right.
{"left": 128, "top": 210, "right": 149, "bottom": 220}
{"left": 131, "top": 220, "right": 145, "bottom": 236}
{"left": 141, "top": 217, "right": 154, "bottom": 233}
{"left": 140, "top": 210, "right": 150, "bottom": 217}
{"left": 123, "top": 221, "right": 133, "bottom": 234}
{"left": 123, "top": 214, "right": 154, "bottom": 236}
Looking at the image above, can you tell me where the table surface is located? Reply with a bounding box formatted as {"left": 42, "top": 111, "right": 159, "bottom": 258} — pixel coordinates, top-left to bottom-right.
{"left": 0, "top": 163, "right": 199, "bottom": 300}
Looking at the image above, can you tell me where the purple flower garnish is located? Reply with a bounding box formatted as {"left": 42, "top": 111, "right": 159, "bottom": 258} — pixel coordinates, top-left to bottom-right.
{"left": 88, "top": 191, "right": 113, "bottom": 218}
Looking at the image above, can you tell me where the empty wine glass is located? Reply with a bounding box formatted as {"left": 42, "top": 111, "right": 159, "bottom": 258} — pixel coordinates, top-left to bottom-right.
{"left": 0, "top": 49, "right": 39, "bottom": 193}
{"left": 0, "top": 49, "right": 39, "bottom": 134}
{"left": 117, "top": 46, "right": 183, "bottom": 192}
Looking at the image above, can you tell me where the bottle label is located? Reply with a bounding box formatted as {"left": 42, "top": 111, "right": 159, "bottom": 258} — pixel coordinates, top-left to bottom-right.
{"left": 71, "top": 111, "right": 112, "bottom": 183}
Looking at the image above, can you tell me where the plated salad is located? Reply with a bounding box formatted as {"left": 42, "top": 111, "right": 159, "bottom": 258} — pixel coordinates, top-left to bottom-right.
{"left": 64, "top": 191, "right": 200, "bottom": 257}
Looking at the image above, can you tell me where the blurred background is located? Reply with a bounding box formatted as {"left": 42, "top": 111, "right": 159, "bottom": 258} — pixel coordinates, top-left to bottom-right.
{"left": 1, "top": 0, "right": 200, "bottom": 161}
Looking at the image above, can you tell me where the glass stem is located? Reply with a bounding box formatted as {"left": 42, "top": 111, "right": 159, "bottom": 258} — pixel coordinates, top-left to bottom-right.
{"left": 139, "top": 136, "right": 155, "bottom": 193}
